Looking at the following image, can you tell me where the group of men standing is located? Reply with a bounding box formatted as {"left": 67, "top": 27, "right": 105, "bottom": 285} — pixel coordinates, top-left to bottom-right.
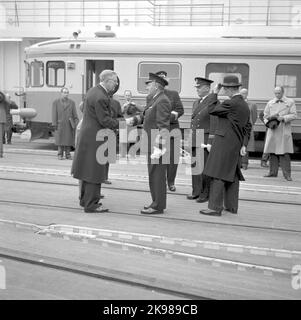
{"left": 70, "top": 69, "right": 254, "bottom": 216}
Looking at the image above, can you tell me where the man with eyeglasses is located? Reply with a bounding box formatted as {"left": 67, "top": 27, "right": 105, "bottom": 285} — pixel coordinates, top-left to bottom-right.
{"left": 52, "top": 87, "right": 78, "bottom": 160}
{"left": 72, "top": 70, "right": 122, "bottom": 213}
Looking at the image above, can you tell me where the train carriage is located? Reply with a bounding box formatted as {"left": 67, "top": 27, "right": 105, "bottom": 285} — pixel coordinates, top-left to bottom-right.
{"left": 24, "top": 34, "right": 301, "bottom": 151}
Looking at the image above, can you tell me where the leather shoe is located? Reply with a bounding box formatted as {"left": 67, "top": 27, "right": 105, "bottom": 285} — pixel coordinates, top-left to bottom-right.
{"left": 196, "top": 197, "right": 208, "bottom": 203}
{"left": 143, "top": 204, "right": 152, "bottom": 209}
{"left": 85, "top": 206, "right": 109, "bottom": 213}
{"left": 199, "top": 209, "right": 221, "bottom": 216}
{"left": 187, "top": 194, "right": 198, "bottom": 200}
{"left": 168, "top": 185, "right": 176, "bottom": 192}
{"left": 285, "top": 176, "right": 293, "bottom": 181}
{"left": 103, "top": 180, "right": 112, "bottom": 184}
{"left": 264, "top": 174, "right": 277, "bottom": 177}
{"left": 224, "top": 208, "right": 237, "bottom": 214}
{"left": 140, "top": 208, "right": 163, "bottom": 214}
{"left": 58, "top": 155, "right": 64, "bottom": 160}
{"left": 100, "top": 194, "right": 105, "bottom": 199}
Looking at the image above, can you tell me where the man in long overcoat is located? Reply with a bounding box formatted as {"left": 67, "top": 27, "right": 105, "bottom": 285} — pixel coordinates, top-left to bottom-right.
{"left": 71, "top": 70, "right": 120, "bottom": 213}
{"left": 52, "top": 87, "right": 78, "bottom": 160}
{"left": 132, "top": 73, "right": 171, "bottom": 214}
{"left": 155, "top": 71, "right": 184, "bottom": 192}
{"left": 263, "top": 86, "right": 297, "bottom": 181}
{"left": 240, "top": 88, "right": 258, "bottom": 170}
{"left": 187, "top": 77, "right": 217, "bottom": 203}
{"left": 200, "top": 75, "right": 251, "bottom": 216}
{"left": 0, "top": 91, "right": 7, "bottom": 158}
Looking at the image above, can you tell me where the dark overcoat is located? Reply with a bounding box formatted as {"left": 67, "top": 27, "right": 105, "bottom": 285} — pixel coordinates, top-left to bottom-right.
{"left": 52, "top": 98, "right": 78, "bottom": 146}
{"left": 71, "top": 85, "right": 119, "bottom": 184}
{"left": 138, "top": 92, "right": 171, "bottom": 154}
{"left": 163, "top": 89, "right": 184, "bottom": 130}
{"left": 5, "top": 101, "right": 18, "bottom": 129}
{"left": 203, "top": 93, "right": 251, "bottom": 182}
{"left": 0, "top": 92, "right": 7, "bottom": 124}
{"left": 191, "top": 95, "right": 218, "bottom": 146}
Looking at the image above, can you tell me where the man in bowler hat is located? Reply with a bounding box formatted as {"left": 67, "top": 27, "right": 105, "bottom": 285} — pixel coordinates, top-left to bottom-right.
{"left": 200, "top": 75, "right": 251, "bottom": 216}
{"left": 187, "top": 77, "right": 217, "bottom": 203}
{"left": 131, "top": 73, "right": 171, "bottom": 214}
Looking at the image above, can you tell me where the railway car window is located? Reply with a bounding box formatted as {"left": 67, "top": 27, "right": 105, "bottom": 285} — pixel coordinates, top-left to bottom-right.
{"left": 205, "top": 63, "right": 249, "bottom": 90}
{"left": 137, "top": 62, "right": 181, "bottom": 93}
{"left": 276, "top": 64, "right": 301, "bottom": 98}
{"left": 25, "top": 62, "right": 31, "bottom": 88}
{"left": 31, "top": 61, "right": 44, "bottom": 87}
{"left": 46, "top": 61, "right": 65, "bottom": 87}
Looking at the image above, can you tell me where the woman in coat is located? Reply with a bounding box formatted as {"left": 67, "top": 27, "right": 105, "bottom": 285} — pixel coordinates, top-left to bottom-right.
{"left": 52, "top": 87, "right": 79, "bottom": 160}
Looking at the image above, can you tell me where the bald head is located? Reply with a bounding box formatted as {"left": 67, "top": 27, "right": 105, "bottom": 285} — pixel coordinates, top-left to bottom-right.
{"left": 274, "top": 86, "right": 284, "bottom": 100}
{"left": 240, "top": 88, "right": 248, "bottom": 100}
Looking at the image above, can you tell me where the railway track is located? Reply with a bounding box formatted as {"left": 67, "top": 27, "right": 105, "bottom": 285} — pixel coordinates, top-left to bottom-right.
{"left": 0, "top": 195, "right": 300, "bottom": 234}
{"left": 0, "top": 246, "right": 210, "bottom": 300}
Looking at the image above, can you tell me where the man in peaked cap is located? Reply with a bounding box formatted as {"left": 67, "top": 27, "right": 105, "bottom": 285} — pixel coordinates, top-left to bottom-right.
{"left": 130, "top": 72, "right": 171, "bottom": 214}
{"left": 199, "top": 75, "right": 251, "bottom": 216}
{"left": 187, "top": 77, "right": 217, "bottom": 203}
{"left": 154, "top": 71, "right": 184, "bottom": 192}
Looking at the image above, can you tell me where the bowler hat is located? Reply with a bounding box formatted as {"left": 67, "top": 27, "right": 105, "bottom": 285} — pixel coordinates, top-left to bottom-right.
{"left": 194, "top": 77, "right": 213, "bottom": 87}
{"left": 221, "top": 75, "right": 241, "bottom": 87}
{"left": 145, "top": 73, "right": 168, "bottom": 87}
{"left": 265, "top": 116, "right": 280, "bottom": 129}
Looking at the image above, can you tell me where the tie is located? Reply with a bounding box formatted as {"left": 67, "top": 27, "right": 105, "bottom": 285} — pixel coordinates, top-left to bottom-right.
{"left": 276, "top": 99, "right": 283, "bottom": 103}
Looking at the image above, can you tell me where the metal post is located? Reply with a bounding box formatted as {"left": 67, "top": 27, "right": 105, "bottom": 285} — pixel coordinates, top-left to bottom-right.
{"left": 228, "top": 0, "right": 231, "bottom": 25}
{"left": 117, "top": 0, "right": 120, "bottom": 27}
{"left": 48, "top": 0, "right": 50, "bottom": 27}
{"left": 266, "top": 0, "right": 271, "bottom": 26}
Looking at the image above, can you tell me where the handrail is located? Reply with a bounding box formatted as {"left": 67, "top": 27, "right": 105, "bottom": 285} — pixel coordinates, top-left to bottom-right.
{"left": 1, "top": 0, "right": 300, "bottom": 27}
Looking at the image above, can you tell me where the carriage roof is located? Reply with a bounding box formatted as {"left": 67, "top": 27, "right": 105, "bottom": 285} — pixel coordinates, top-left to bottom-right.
{"left": 25, "top": 37, "right": 301, "bottom": 57}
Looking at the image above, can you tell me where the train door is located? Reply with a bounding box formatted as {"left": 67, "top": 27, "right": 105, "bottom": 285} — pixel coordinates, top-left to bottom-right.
{"left": 85, "top": 60, "right": 114, "bottom": 94}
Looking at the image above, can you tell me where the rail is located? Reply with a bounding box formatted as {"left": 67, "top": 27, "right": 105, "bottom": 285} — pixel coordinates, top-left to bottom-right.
{"left": 0, "top": 0, "right": 301, "bottom": 28}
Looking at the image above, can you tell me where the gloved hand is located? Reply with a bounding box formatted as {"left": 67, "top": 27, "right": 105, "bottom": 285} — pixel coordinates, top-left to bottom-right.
{"left": 150, "top": 146, "right": 166, "bottom": 159}
{"left": 201, "top": 143, "right": 211, "bottom": 152}
{"left": 240, "top": 145, "right": 247, "bottom": 156}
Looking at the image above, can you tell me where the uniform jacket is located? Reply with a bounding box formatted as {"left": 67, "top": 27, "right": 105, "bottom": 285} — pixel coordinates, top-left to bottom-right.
{"left": 203, "top": 93, "right": 251, "bottom": 182}
{"left": 134, "top": 91, "right": 171, "bottom": 154}
{"left": 191, "top": 95, "right": 218, "bottom": 146}
{"left": 263, "top": 96, "right": 297, "bottom": 154}
{"left": 0, "top": 92, "right": 7, "bottom": 124}
{"left": 246, "top": 100, "right": 258, "bottom": 152}
{"left": 146, "top": 89, "right": 183, "bottom": 130}
{"left": 52, "top": 98, "right": 78, "bottom": 146}
{"left": 72, "top": 85, "right": 119, "bottom": 184}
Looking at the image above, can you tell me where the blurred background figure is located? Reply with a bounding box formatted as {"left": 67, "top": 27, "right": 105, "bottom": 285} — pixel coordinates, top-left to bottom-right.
{"left": 120, "top": 90, "right": 144, "bottom": 158}
{"left": 263, "top": 86, "right": 297, "bottom": 181}
{"left": 240, "top": 88, "right": 258, "bottom": 170}
{"left": 0, "top": 91, "right": 7, "bottom": 158}
{"left": 3, "top": 93, "right": 18, "bottom": 145}
{"left": 259, "top": 110, "right": 270, "bottom": 167}
{"left": 52, "top": 87, "right": 78, "bottom": 160}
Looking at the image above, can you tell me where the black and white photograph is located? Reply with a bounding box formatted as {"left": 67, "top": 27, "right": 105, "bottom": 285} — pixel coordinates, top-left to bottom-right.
{"left": 0, "top": 0, "right": 301, "bottom": 308}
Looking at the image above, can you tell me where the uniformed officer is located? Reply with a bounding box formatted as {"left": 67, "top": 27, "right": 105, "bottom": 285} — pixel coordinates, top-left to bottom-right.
{"left": 187, "top": 77, "right": 217, "bottom": 203}
{"left": 155, "top": 71, "right": 184, "bottom": 192}
{"left": 200, "top": 76, "right": 251, "bottom": 216}
{"left": 131, "top": 73, "right": 171, "bottom": 214}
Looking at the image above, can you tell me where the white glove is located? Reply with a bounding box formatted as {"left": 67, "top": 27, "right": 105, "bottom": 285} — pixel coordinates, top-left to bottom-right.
{"left": 125, "top": 117, "right": 134, "bottom": 126}
{"left": 240, "top": 146, "right": 247, "bottom": 156}
{"left": 201, "top": 143, "right": 211, "bottom": 152}
{"left": 171, "top": 111, "right": 178, "bottom": 120}
{"left": 150, "top": 146, "right": 166, "bottom": 159}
